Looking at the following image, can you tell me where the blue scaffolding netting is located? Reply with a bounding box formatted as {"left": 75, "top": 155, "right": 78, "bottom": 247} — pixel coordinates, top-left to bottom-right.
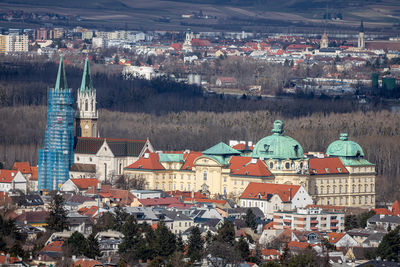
{"left": 38, "top": 57, "right": 74, "bottom": 191}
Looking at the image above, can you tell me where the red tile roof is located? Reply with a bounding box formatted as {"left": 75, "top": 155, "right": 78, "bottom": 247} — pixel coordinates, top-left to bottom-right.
{"left": 373, "top": 208, "right": 391, "bottom": 215}
{"left": 288, "top": 241, "right": 314, "bottom": 250}
{"left": 229, "top": 156, "right": 252, "bottom": 172}
{"left": 42, "top": 241, "right": 64, "bottom": 252}
{"left": 30, "top": 166, "right": 38, "bottom": 181}
{"left": 125, "top": 153, "right": 165, "bottom": 170}
{"left": 327, "top": 232, "right": 345, "bottom": 244}
{"left": 264, "top": 221, "right": 274, "bottom": 230}
{"left": 240, "top": 182, "right": 300, "bottom": 202}
{"left": 0, "top": 170, "right": 19, "bottom": 183}
{"left": 12, "top": 162, "right": 31, "bottom": 174}
{"left": 73, "top": 259, "right": 103, "bottom": 267}
{"left": 262, "top": 249, "right": 280, "bottom": 256}
{"left": 181, "top": 152, "right": 202, "bottom": 170}
{"left": 138, "top": 197, "right": 182, "bottom": 207}
{"left": 217, "top": 76, "right": 237, "bottom": 83}
{"left": 71, "top": 178, "right": 98, "bottom": 190}
{"left": 309, "top": 157, "right": 348, "bottom": 175}
{"left": 392, "top": 200, "right": 400, "bottom": 216}
{"left": 0, "top": 254, "right": 20, "bottom": 264}
{"left": 184, "top": 198, "right": 227, "bottom": 205}
{"left": 231, "top": 158, "right": 272, "bottom": 177}
{"left": 231, "top": 144, "right": 253, "bottom": 151}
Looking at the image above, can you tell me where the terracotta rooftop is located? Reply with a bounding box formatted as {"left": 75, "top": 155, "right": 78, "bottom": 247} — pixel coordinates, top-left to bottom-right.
{"left": 125, "top": 153, "right": 165, "bottom": 170}
{"left": 42, "top": 241, "right": 64, "bottom": 252}
{"left": 0, "top": 170, "right": 19, "bottom": 183}
{"left": 327, "top": 232, "right": 345, "bottom": 244}
{"left": 309, "top": 157, "right": 348, "bottom": 175}
{"left": 71, "top": 178, "right": 98, "bottom": 190}
{"left": 240, "top": 182, "right": 300, "bottom": 202}
{"left": 73, "top": 259, "right": 103, "bottom": 267}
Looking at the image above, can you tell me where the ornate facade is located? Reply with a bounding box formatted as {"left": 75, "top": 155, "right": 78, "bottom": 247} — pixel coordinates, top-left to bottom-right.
{"left": 124, "top": 120, "right": 376, "bottom": 208}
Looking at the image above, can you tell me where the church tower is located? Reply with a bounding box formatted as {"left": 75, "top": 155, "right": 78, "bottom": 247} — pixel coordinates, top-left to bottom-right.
{"left": 76, "top": 56, "right": 98, "bottom": 138}
{"left": 358, "top": 21, "right": 365, "bottom": 50}
{"left": 320, "top": 32, "right": 329, "bottom": 49}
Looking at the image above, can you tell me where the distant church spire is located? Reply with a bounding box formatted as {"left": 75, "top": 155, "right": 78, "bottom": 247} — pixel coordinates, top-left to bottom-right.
{"left": 358, "top": 20, "right": 365, "bottom": 50}
{"left": 80, "top": 55, "right": 94, "bottom": 93}
{"left": 76, "top": 55, "right": 98, "bottom": 138}
{"left": 55, "top": 56, "right": 68, "bottom": 91}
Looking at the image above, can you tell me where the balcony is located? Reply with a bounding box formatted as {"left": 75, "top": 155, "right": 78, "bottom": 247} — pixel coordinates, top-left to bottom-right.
{"left": 310, "top": 226, "right": 318, "bottom": 230}
{"left": 330, "top": 226, "right": 338, "bottom": 230}
{"left": 283, "top": 219, "right": 292, "bottom": 223}
{"left": 331, "top": 219, "right": 338, "bottom": 223}
{"left": 310, "top": 220, "right": 318, "bottom": 224}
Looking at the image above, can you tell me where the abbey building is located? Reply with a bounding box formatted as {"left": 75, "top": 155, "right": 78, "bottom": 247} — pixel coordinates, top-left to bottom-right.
{"left": 124, "top": 120, "right": 375, "bottom": 208}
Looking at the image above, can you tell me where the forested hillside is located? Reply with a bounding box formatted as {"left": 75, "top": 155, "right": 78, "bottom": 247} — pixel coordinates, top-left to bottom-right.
{"left": 0, "top": 106, "right": 399, "bottom": 201}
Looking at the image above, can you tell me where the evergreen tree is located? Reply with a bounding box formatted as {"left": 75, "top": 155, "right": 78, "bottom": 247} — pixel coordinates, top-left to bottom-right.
{"left": 205, "top": 230, "right": 213, "bottom": 246}
{"left": 119, "top": 215, "right": 140, "bottom": 260}
{"left": 376, "top": 225, "right": 400, "bottom": 262}
{"left": 113, "top": 205, "right": 129, "bottom": 231}
{"left": 187, "top": 226, "right": 204, "bottom": 262}
{"left": 217, "top": 220, "right": 235, "bottom": 245}
{"left": 85, "top": 233, "right": 102, "bottom": 259}
{"left": 46, "top": 193, "right": 69, "bottom": 232}
{"left": 244, "top": 208, "right": 257, "bottom": 231}
{"left": 176, "top": 234, "right": 185, "bottom": 253}
{"left": 236, "top": 235, "right": 250, "bottom": 260}
{"left": 153, "top": 221, "right": 176, "bottom": 258}
{"left": 66, "top": 231, "right": 86, "bottom": 256}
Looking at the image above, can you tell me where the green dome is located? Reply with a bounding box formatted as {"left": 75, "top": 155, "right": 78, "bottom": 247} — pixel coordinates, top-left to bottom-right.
{"left": 326, "top": 133, "right": 365, "bottom": 157}
{"left": 252, "top": 120, "right": 304, "bottom": 160}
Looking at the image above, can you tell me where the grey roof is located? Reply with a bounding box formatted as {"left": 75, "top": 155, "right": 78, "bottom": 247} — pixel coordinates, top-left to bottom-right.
{"left": 69, "top": 163, "right": 96, "bottom": 173}
{"left": 67, "top": 194, "right": 94, "bottom": 204}
{"left": 359, "top": 260, "right": 400, "bottom": 267}
{"left": 368, "top": 214, "right": 400, "bottom": 224}
{"left": 12, "top": 194, "right": 44, "bottom": 207}
{"left": 362, "top": 232, "right": 386, "bottom": 244}
{"left": 162, "top": 210, "right": 192, "bottom": 221}
{"left": 227, "top": 207, "right": 264, "bottom": 218}
{"left": 74, "top": 137, "right": 147, "bottom": 157}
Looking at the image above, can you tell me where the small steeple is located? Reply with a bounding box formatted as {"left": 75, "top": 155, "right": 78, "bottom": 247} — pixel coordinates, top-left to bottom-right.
{"left": 272, "top": 120, "right": 284, "bottom": 135}
{"left": 360, "top": 21, "right": 364, "bottom": 33}
{"left": 80, "top": 55, "right": 94, "bottom": 93}
{"left": 55, "top": 56, "right": 68, "bottom": 91}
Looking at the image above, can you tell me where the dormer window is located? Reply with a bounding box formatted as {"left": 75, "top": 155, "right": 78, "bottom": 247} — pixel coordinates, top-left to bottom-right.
{"left": 324, "top": 168, "right": 330, "bottom": 173}
{"left": 337, "top": 168, "right": 342, "bottom": 172}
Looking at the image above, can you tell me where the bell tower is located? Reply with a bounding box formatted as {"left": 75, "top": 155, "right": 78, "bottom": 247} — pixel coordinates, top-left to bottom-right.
{"left": 76, "top": 56, "right": 98, "bottom": 138}
{"left": 358, "top": 21, "right": 365, "bottom": 50}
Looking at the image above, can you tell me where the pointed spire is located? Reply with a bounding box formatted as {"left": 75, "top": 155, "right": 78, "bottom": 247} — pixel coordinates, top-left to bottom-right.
{"left": 80, "top": 55, "right": 94, "bottom": 93}
{"left": 55, "top": 56, "right": 68, "bottom": 91}
{"left": 360, "top": 20, "right": 364, "bottom": 33}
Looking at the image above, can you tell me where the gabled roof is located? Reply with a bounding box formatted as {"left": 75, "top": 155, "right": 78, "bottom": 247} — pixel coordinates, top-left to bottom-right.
{"left": 230, "top": 158, "right": 273, "bottom": 177}
{"left": 262, "top": 249, "right": 280, "bottom": 256}
{"left": 309, "top": 157, "right": 349, "bottom": 175}
{"left": 327, "top": 232, "right": 345, "bottom": 244}
{"left": 125, "top": 153, "right": 165, "bottom": 170}
{"left": 240, "top": 182, "right": 301, "bottom": 202}
{"left": 0, "top": 170, "right": 20, "bottom": 183}
{"left": 12, "top": 162, "right": 31, "bottom": 174}
{"left": 288, "top": 241, "right": 315, "bottom": 250}
{"left": 71, "top": 178, "right": 98, "bottom": 190}
{"left": 74, "top": 137, "right": 147, "bottom": 157}
{"left": 392, "top": 200, "right": 400, "bottom": 216}
{"left": 203, "top": 142, "right": 241, "bottom": 155}
{"left": 232, "top": 143, "right": 253, "bottom": 151}
{"left": 31, "top": 166, "right": 38, "bottom": 181}
{"left": 15, "top": 210, "right": 48, "bottom": 225}
{"left": 0, "top": 254, "right": 21, "bottom": 264}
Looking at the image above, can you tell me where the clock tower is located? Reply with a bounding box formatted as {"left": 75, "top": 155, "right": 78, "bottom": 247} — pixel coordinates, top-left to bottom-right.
{"left": 76, "top": 56, "right": 98, "bottom": 138}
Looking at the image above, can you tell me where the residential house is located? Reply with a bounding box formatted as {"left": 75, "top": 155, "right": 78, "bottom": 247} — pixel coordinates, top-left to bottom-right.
{"left": 11, "top": 194, "right": 44, "bottom": 212}
{"left": 367, "top": 214, "right": 400, "bottom": 230}
{"left": 60, "top": 178, "right": 98, "bottom": 193}
{"left": 240, "top": 183, "right": 313, "bottom": 219}
{"left": 162, "top": 210, "right": 194, "bottom": 234}
{"left": 72, "top": 259, "right": 103, "bottom": 267}
{"left": 67, "top": 211, "right": 93, "bottom": 235}
{"left": 14, "top": 210, "right": 48, "bottom": 227}
{"left": 130, "top": 189, "right": 165, "bottom": 199}
{"left": 327, "top": 232, "right": 358, "bottom": 248}
{"left": 12, "top": 162, "right": 38, "bottom": 192}
{"left": 291, "top": 230, "right": 323, "bottom": 245}
{"left": 96, "top": 230, "right": 124, "bottom": 257}
{"left": 361, "top": 232, "right": 386, "bottom": 248}
{"left": 69, "top": 163, "right": 96, "bottom": 179}
{"left": 261, "top": 249, "right": 280, "bottom": 261}
{"left": 132, "top": 197, "right": 182, "bottom": 208}
{"left": 0, "top": 170, "right": 27, "bottom": 194}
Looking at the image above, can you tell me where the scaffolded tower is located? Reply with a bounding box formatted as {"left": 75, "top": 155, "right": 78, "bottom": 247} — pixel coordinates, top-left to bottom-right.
{"left": 38, "top": 57, "right": 75, "bottom": 191}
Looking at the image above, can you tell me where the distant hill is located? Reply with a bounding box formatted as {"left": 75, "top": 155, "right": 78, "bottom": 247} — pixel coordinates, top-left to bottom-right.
{"left": 0, "top": 0, "right": 399, "bottom": 32}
